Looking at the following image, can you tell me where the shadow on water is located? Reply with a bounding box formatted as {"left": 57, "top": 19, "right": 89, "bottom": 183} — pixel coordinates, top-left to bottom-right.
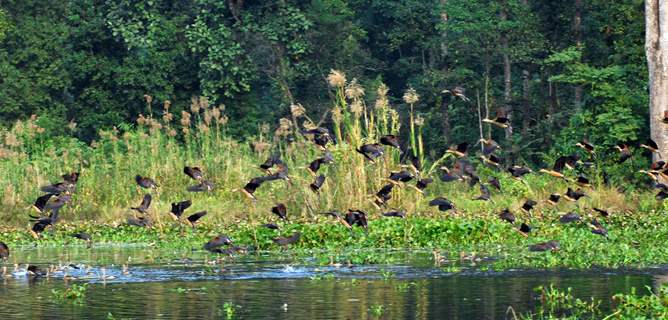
{"left": 0, "top": 245, "right": 663, "bottom": 319}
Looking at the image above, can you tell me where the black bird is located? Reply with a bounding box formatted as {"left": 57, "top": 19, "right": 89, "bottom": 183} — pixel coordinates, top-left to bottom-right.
{"left": 40, "top": 181, "right": 75, "bottom": 195}
{"left": 0, "top": 242, "right": 8, "bottom": 260}
{"left": 30, "top": 210, "right": 60, "bottom": 239}
{"left": 498, "top": 208, "right": 515, "bottom": 224}
{"left": 640, "top": 138, "right": 660, "bottom": 155}
{"left": 429, "top": 197, "right": 455, "bottom": 211}
{"left": 559, "top": 212, "right": 582, "bottom": 224}
{"left": 271, "top": 203, "right": 288, "bottom": 221}
{"left": 590, "top": 219, "right": 608, "bottom": 237}
{"left": 439, "top": 167, "right": 463, "bottom": 182}
{"left": 443, "top": 86, "right": 470, "bottom": 101}
{"left": 483, "top": 110, "right": 510, "bottom": 128}
{"left": 447, "top": 142, "right": 469, "bottom": 158}
{"left": 32, "top": 193, "right": 54, "bottom": 213}
{"left": 540, "top": 156, "right": 578, "bottom": 178}
{"left": 564, "top": 188, "right": 586, "bottom": 201}
{"left": 204, "top": 235, "right": 233, "bottom": 252}
{"left": 375, "top": 183, "right": 394, "bottom": 207}
{"left": 575, "top": 175, "right": 591, "bottom": 187}
{"left": 27, "top": 265, "right": 44, "bottom": 277}
{"left": 131, "top": 194, "right": 152, "bottom": 214}
{"left": 614, "top": 143, "right": 632, "bottom": 163}
{"left": 241, "top": 175, "right": 281, "bottom": 200}
{"left": 488, "top": 177, "right": 501, "bottom": 191}
{"left": 307, "top": 152, "right": 334, "bottom": 175}
{"left": 169, "top": 200, "right": 192, "bottom": 220}
{"left": 71, "top": 232, "right": 92, "bottom": 248}
{"left": 382, "top": 211, "right": 406, "bottom": 218}
{"left": 310, "top": 175, "right": 326, "bottom": 192}
{"left": 575, "top": 138, "right": 595, "bottom": 154}
{"left": 302, "top": 127, "right": 332, "bottom": 150}
{"left": 43, "top": 193, "right": 71, "bottom": 213}
{"left": 61, "top": 172, "right": 80, "bottom": 184}
{"left": 379, "top": 135, "right": 401, "bottom": 149}
{"left": 478, "top": 138, "right": 501, "bottom": 156}
{"left": 186, "top": 211, "right": 208, "bottom": 228}
{"left": 187, "top": 180, "right": 215, "bottom": 192}
{"left": 473, "top": 183, "right": 491, "bottom": 201}
{"left": 389, "top": 170, "right": 414, "bottom": 183}
{"left": 357, "top": 143, "right": 384, "bottom": 162}
{"left": 259, "top": 155, "right": 280, "bottom": 173}
{"left": 262, "top": 223, "right": 280, "bottom": 230}
{"left": 183, "top": 166, "right": 204, "bottom": 181}
{"left": 345, "top": 210, "right": 368, "bottom": 231}
{"left": 656, "top": 190, "right": 668, "bottom": 201}
{"left": 127, "top": 216, "right": 151, "bottom": 227}
{"left": 529, "top": 240, "right": 559, "bottom": 252}
{"left": 593, "top": 208, "right": 610, "bottom": 217}
{"left": 415, "top": 178, "right": 433, "bottom": 192}
{"left": 519, "top": 222, "right": 532, "bottom": 234}
{"left": 273, "top": 232, "right": 301, "bottom": 246}
{"left": 548, "top": 193, "right": 561, "bottom": 205}
{"left": 521, "top": 200, "right": 537, "bottom": 213}
{"left": 481, "top": 154, "right": 502, "bottom": 168}
{"left": 468, "top": 174, "right": 480, "bottom": 188}
{"left": 135, "top": 175, "right": 158, "bottom": 189}
{"left": 321, "top": 211, "right": 352, "bottom": 229}
{"left": 508, "top": 165, "right": 532, "bottom": 179}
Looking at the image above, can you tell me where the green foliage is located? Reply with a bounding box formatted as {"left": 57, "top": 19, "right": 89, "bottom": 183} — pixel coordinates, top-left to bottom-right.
{"left": 52, "top": 283, "right": 88, "bottom": 304}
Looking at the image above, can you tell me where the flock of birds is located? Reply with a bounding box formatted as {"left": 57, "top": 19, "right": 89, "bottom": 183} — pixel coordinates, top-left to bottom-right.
{"left": 1, "top": 108, "right": 667, "bottom": 276}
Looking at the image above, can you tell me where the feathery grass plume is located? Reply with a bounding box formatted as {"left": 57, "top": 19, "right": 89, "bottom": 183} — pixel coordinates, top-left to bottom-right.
{"left": 290, "top": 103, "right": 306, "bottom": 118}
{"left": 163, "top": 100, "right": 171, "bottom": 111}
{"left": 345, "top": 78, "right": 365, "bottom": 100}
{"left": 190, "top": 97, "right": 201, "bottom": 114}
{"left": 327, "top": 69, "right": 346, "bottom": 88}
{"left": 404, "top": 87, "right": 420, "bottom": 161}
{"left": 137, "top": 114, "right": 147, "bottom": 126}
{"left": 162, "top": 112, "right": 174, "bottom": 123}
{"left": 67, "top": 121, "right": 77, "bottom": 132}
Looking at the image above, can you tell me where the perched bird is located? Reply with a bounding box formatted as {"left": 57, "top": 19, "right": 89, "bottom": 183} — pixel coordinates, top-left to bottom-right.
{"left": 169, "top": 200, "right": 192, "bottom": 220}
{"left": 429, "top": 197, "right": 455, "bottom": 212}
{"left": 529, "top": 240, "right": 559, "bottom": 252}
{"left": 488, "top": 177, "right": 501, "bottom": 191}
{"left": 307, "top": 152, "right": 334, "bottom": 175}
{"left": 273, "top": 232, "right": 301, "bottom": 247}
{"left": 575, "top": 175, "right": 591, "bottom": 187}
{"left": 575, "top": 138, "right": 595, "bottom": 154}
{"left": 521, "top": 200, "right": 537, "bottom": 213}
{"left": 127, "top": 216, "right": 151, "bottom": 227}
{"left": 447, "top": 142, "right": 469, "bottom": 158}
{"left": 0, "top": 242, "right": 8, "bottom": 260}
{"left": 382, "top": 211, "right": 406, "bottom": 218}
{"left": 131, "top": 194, "right": 152, "bottom": 214}
{"left": 135, "top": 175, "right": 158, "bottom": 189}
{"left": 379, "top": 135, "right": 401, "bottom": 149}
{"left": 483, "top": 110, "right": 510, "bottom": 128}
{"left": 564, "top": 188, "right": 586, "bottom": 201}
{"left": 186, "top": 211, "right": 208, "bottom": 228}
{"left": 187, "top": 180, "right": 215, "bottom": 192}
{"left": 559, "top": 212, "right": 582, "bottom": 224}
{"left": 183, "top": 166, "right": 204, "bottom": 181}
{"left": 508, "top": 165, "right": 532, "bottom": 179}
{"left": 547, "top": 193, "right": 561, "bottom": 205}
{"left": 590, "top": 219, "right": 608, "bottom": 237}
{"left": 204, "top": 235, "right": 233, "bottom": 252}
{"left": 357, "top": 143, "right": 384, "bottom": 162}
{"left": 310, "top": 175, "right": 326, "bottom": 192}
{"left": 519, "top": 222, "right": 532, "bottom": 234}
{"left": 614, "top": 143, "right": 632, "bottom": 164}
{"left": 271, "top": 203, "right": 288, "bottom": 221}
{"left": 498, "top": 208, "right": 515, "bottom": 224}
{"left": 473, "top": 184, "right": 491, "bottom": 201}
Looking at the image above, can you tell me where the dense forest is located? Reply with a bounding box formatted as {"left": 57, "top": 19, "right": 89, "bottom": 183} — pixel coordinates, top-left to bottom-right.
{"left": 0, "top": 1, "right": 647, "bottom": 167}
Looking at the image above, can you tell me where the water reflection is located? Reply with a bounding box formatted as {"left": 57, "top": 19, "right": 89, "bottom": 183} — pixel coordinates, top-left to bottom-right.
{"left": 0, "top": 245, "right": 660, "bottom": 319}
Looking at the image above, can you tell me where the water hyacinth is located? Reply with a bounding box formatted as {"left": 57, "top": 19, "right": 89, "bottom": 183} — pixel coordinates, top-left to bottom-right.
{"left": 327, "top": 69, "right": 346, "bottom": 88}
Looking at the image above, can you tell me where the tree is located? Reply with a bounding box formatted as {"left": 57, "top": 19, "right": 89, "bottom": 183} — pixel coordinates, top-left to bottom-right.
{"left": 646, "top": 0, "right": 668, "bottom": 160}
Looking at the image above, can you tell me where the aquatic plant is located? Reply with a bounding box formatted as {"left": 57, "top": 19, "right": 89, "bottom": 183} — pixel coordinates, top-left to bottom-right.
{"left": 51, "top": 283, "right": 88, "bottom": 304}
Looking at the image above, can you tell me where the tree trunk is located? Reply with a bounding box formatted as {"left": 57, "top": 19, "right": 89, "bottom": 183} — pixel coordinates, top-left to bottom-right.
{"left": 500, "top": 1, "right": 513, "bottom": 138}
{"left": 521, "top": 70, "right": 530, "bottom": 134}
{"left": 573, "top": 0, "right": 583, "bottom": 109}
{"left": 646, "top": 0, "right": 668, "bottom": 161}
